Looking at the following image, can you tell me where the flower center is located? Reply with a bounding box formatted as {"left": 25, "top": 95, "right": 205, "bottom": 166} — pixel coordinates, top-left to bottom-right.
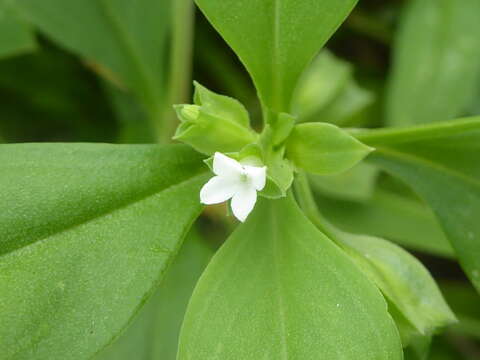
{"left": 239, "top": 169, "right": 249, "bottom": 183}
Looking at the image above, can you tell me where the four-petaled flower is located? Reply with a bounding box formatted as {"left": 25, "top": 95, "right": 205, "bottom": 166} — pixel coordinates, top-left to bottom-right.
{"left": 200, "top": 152, "right": 267, "bottom": 222}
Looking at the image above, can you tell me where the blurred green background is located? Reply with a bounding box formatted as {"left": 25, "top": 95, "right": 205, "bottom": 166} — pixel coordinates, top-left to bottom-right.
{"left": 1, "top": 0, "right": 479, "bottom": 358}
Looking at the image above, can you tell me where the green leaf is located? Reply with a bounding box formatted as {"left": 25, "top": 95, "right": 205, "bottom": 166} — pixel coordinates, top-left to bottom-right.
{"left": 293, "top": 173, "right": 453, "bottom": 353}
{"left": 96, "top": 227, "right": 213, "bottom": 360}
{"left": 355, "top": 117, "right": 480, "bottom": 292}
{"left": 14, "top": 0, "right": 172, "bottom": 119}
{"left": 318, "top": 80, "right": 375, "bottom": 127}
{"left": 195, "top": 0, "right": 359, "bottom": 112}
{"left": 294, "top": 50, "right": 374, "bottom": 126}
{"left": 293, "top": 50, "right": 352, "bottom": 120}
{"left": 174, "top": 83, "right": 257, "bottom": 155}
{"left": 440, "top": 282, "right": 480, "bottom": 340}
{"left": 386, "top": 0, "right": 480, "bottom": 126}
{"left": 192, "top": 81, "right": 250, "bottom": 128}
{"left": 389, "top": 303, "right": 432, "bottom": 360}
{"left": 317, "top": 186, "right": 454, "bottom": 258}
{"left": 286, "top": 122, "right": 373, "bottom": 175}
{"left": 0, "top": 143, "right": 206, "bottom": 359}
{"left": 309, "top": 162, "right": 379, "bottom": 202}
{"left": 0, "top": 0, "right": 36, "bottom": 58}
{"left": 178, "top": 195, "right": 402, "bottom": 359}
{"left": 338, "top": 233, "right": 456, "bottom": 335}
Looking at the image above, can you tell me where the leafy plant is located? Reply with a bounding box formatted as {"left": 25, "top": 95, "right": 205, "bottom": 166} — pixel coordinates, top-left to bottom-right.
{"left": 1, "top": 0, "right": 480, "bottom": 359}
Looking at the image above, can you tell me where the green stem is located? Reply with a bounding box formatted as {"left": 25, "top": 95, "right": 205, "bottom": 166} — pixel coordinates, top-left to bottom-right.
{"left": 160, "top": 0, "right": 196, "bottom": 143}
{"left": 351, "top": 117, "right": 480, "bottom": 146}
{"left": 293, "top": 172, "right": 338, "bottom": 239}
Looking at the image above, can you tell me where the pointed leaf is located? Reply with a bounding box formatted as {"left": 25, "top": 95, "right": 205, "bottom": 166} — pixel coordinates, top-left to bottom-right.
{"left": 178, "top": 195, "right": 402, "bottom": 359}
{"left": 356, "top": 117, "right": 480, "bottom": 293}
{"left": 287, "top": 122, "right": 373, "bottom": 175}
{"left": 195, "top": 0, "right": 359, "bottom": 112}
{"left": 0, "top": 143, "right": 206, "bottom": 359}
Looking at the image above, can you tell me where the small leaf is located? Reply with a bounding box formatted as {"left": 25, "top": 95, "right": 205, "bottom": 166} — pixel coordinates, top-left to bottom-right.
{"left": 0, "top": 143, "right": 206, "bottom": 359}
{"left": 178, "top": 195, "right": 402, "bottom": 359}
{"left": 287, "top": 122, "right": 373, "bottom": 175}
{"left": 193, "top": 81, "right": 250, "bottom": 128}
{"left": 270, "top": 112, "right": 295, "bottom": 146}
{"left": 355, "top": 117, "right": 480, "bottom": 293}
{"left": 386, "top": 0, "right": 480, "bottom": 126}
{"left": 195, "top": 0, "right": 359, "bottom": 112}
{"left": 174, "top": 83, "right": 257, "bottom": 155}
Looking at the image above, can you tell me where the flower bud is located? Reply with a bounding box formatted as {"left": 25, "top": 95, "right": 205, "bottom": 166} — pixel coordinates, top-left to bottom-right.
{"left": 173, "top": 83, "right": 257, "bottom": 155}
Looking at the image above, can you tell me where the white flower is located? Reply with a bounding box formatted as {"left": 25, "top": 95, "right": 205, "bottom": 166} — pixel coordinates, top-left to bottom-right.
{"left": 200, "top": 152, "right": 267, "bottom": 222}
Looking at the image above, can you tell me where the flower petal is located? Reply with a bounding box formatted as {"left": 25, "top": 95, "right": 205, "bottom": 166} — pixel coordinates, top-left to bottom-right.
{"left": 200, "top": 176, "right": 239, "bottom": 205}
{"left": 213, "top": 152, "right": 242, "bottom": 177}
{"left": 244, "top": 165, "right": 267, "bottom": 191}
{"left": 231, "top": 184, "right": 257, "bottom": 222}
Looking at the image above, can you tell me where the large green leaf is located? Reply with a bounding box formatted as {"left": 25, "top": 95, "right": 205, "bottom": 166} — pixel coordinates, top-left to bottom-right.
{"left": 0, "top": 143, "right": 206, "bottom": 359}
{"left": 96, "top": 227, "right": 213, "bottom": 360}
{"left": 0, "top": 0, "right": 36, "bottom": 58}
{"left": 195, "top": 0, "right": 359, "bottom": 113}
{"left": 355, "top": 117, "right": 480, "bottom": 292}
{"left": 15, "top": 0, "right": 172, "bottom": 123}
{"left": 386, "top": 0, "right": 480, "bottom": 126}
{"left": 178, "top": 195, "right": 402, "bottom": 359}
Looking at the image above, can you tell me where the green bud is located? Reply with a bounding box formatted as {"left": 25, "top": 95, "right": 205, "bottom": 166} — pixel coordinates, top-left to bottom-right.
{"left": 179, "top": 104, "right": 201, "bottom": 123}
{"left": 286, "top": 122, "right": 374, "bottom": 175}
{"left": 173, "top": 83, "right": 257, "bottom": 155}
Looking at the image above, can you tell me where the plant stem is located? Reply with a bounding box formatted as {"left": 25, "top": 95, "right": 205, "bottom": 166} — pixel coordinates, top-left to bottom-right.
{"left": 293, "top": 172, "right": 338, "bottom": 239}
{"left": 160, "top": 0, "right": 196, "bottom": 143}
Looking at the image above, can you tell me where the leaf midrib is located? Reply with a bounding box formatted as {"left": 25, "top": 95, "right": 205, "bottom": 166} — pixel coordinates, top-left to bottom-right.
{"left": 270, "top": 203, "right": 289, "bottom": 359}
{"left": 271, "top": 0, "right": 282, "bottom": 111}
{"left": 0, "top": 172, "right": 207, "bottom": 261}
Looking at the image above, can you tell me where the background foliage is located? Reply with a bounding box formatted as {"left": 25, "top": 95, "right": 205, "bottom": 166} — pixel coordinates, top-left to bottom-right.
{"left": 1, "top": 0, "right": 480, "bottom": 358}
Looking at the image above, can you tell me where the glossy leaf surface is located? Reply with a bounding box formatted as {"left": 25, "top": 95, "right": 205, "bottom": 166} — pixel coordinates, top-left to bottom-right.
{"left": 195, "top": 0, "right": 359, "bottom": 112}
{"left": 0, "top": 143, "right": 206, "bottom": 359}
{"left": 356, "top": 118, "right": 480, "bottom": 292}
{"left": 178, "top": 195, "right": 402, "bottom": 359}
{"left": 386, "top": 0, "right": 480, "bottom": 126}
